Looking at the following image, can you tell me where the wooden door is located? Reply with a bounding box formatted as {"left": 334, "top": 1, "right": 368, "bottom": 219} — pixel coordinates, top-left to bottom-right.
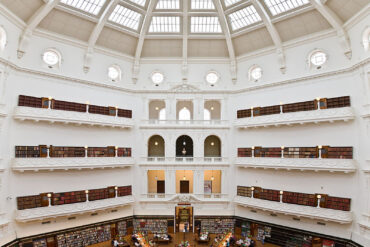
{"left": 180, "top": 181, "right": 189, "bottom": 194}
{"left": 157, "top": 180, "right": 165, "bottom": 194}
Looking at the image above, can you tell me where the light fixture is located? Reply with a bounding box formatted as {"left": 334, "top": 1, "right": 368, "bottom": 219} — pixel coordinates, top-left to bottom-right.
{"left": 155, "top": 107, "right": 159, "bottom": 110}
{"left": 281, "top": 146, "right": 284, "bottom": 150}
{"left": 85, "top": 190, "right": 89, "bottom": 194}
{"left": 47, "top": 193, "right": 52, "bottom": 198}
{"left": 48, "top": 96, "right": 52, "bottom": 100}
{"left": 183, "top": 170, "right": 186, "bottom": 180}
{"left": 211, "top": 170, "right": 214, "bottom": 181}
{"left": 280, "top": 191, "right": 283, "bottom": 195}
{"left": 251, "top": 146, "right": 255, "bottom": 150}
{"left": 183, "top": 141, "right": 186, "bottom": 146}
{"left": 154, "top": 141, "right": 159, "bottom": 146}
{"left": 211, "top": 142, "right": 215, "bottom": 146}
{"left": 280, "top": 102, "right": 283, "bottom": 105}
{"left": 318, "top": 145, "right": 322, "bottom": 149}
{"left": 85, "top": 146, "right": 88, "bottom": 149}
{"left": 251, "top": 187, "right": 254, "bottom": 191}
{"left": 316, "top": 97, "right": 320, "bottom": 101}
{"left": 210, "top": 107, "right": 214, "bottom": 111}
{"left": 115, "top": 146, "right": 118, "bottom": 150}
{"left": 86, "top": 101, "right": 90, "bottom": 105}
{"left": 317, "top": 194, "right": 321, "bottom": 199}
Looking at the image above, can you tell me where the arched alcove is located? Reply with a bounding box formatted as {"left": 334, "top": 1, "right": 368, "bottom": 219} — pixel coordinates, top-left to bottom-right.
{"left": 176, "top": 135, "right": 193, "bottom": 157}
{"left": 148, "top": 135, "right": 165, "bottom": 157}
{"left": 177, "top": 101, "right": 193, "bottom": 120}
{"left": 204, "top": 135, "right": 221, "bottom": 157}
{"left": 204, "top": 100, "right": 221, "bottom": 120}
{"left": 149, "top": 100, "right": 166, "bottom": 120}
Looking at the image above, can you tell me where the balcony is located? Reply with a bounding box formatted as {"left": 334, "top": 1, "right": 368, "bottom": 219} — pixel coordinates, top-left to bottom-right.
{"left": 12, "top": 157, "right": 134, "bottom": 172}
{"left": 139, "top": 157, "right": 229, "bottom": 167}
{"left": 234, "top": 196, "right": 352, "bottom": 224}
{"left": 15, "top": 196, "right": 134, "bottom": 222}
{"left": 235, "top": 157, "right": 356, "bottom": 173}
{"left": 140, "top": 119, "right": 229, "bottom": 129}
{"left": 235, "top": 107, "right": 355, "bottom": 129}
{"left": 139, "top": 193, "right": 229, "bottom": 203}
{"left": 13, "top": 106, "right": 134, "bottom": 128}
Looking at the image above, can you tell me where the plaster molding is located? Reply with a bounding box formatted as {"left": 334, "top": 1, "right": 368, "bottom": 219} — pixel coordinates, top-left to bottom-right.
{"left": 361, "top": 104, "right": 370, "bottom": 119}
{"left": 12, "top": 157, "right": 134, "bottom": 172}
{"left": 140, "top": 120, "right": 230, "bottom": 129}
{"left": 139, "top": 193, "right": 229, "bottom": 203}
{"left": 0, "top": 56, "right": 367, "bottom": 95}
{"left": 139, "top": 157, "right": 229, "bottom": 167}
{"left": 234, "top": 196, "right": 352, "bottom": 224}
{"left": 235, "top": 157, "right": 356, "bottom": 173}
{"left": 13, "top": 106, "right": 134, "bottom": 128}
{"left": 235, "top": 107, "right": 355, "bottom": 129}
{"left": 15, "top": 196, "right": 134, "bottom": 222}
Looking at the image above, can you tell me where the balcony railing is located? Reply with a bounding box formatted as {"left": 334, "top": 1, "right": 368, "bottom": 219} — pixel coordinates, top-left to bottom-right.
{"left": 235, "top": 157, "right": 356, "bottom": 173}
{"left": 234, "top": 196, "right": 352, "bottom": 224}
{"left": 15, "top": 195, "right": 134, "bottom": 222}
{"left": 13, "top": 106, "right": 134, "bottom": 128}
{"left": 12, "top": 157, "right": 134, "bottom": 172}
{"left": 140, "top": 119, "right": 229, "bottom": 129}
{"left": 140, "top": 193, "right": 229, "bottom": 202}
{"left": 235, "top": 107, "right": 355, "bottom": 129}
{"left": 140, "top": 157, "right": 229, "bottom": 165}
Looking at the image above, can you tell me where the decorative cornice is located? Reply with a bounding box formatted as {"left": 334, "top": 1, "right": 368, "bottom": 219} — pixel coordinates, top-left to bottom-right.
{"left": 139, "top": 194, "right": 229, "bottom": 203}
{"left": 235, "top": 107, "right": 355, "bottom": 129}
{"left": 12, "top": 157, "right": 134, "bottom": 172}
{"left": 139, "top": 157, "right": 230, "bottom": 167}
{"left": 15, "top": 196, "right": 134, "bottom": 222}
{"left": 140, "top": 120, "right": 230, "bottom": 129}
{"left": 0, "top": 54, "right": 368, "bottom": 95}
{"left": 234, "top": 196, "right": 352, "bottom": 224}
{"left": 13, "top": 106, "right": 134, "bottom": 129}
{"left": 235, "top": 157, "right": 356, "bottom": 173}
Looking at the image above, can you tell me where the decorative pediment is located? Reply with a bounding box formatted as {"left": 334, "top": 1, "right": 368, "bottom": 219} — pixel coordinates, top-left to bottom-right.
{"left": 170, "top": 83, "right": 200, "bottom": 93}
{"left": 168, "top": 194, "right": 202, "bottom": 202}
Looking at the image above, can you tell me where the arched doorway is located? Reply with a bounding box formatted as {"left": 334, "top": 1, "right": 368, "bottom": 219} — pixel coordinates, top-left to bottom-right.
{"left": 204, "top": 135, "right": 221, "bottom": 157}
{"left": 148, "top": 135, "right": 165, "bottom": 157}
{"left": 176, "top": 135, "right": 193, "bottom": 157}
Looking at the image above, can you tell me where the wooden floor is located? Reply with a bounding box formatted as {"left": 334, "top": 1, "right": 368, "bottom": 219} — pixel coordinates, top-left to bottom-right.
{"left": 89, "top": 233, "right": 279, "bottom": 247}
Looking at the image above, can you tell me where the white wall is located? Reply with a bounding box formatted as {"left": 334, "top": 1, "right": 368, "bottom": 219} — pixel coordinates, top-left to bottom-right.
{"left": 0, "top": 6, "right": 369, "bottom": 247}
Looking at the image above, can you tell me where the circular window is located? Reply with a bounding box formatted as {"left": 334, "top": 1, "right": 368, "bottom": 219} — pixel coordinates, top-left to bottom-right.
{"left": 108, "top": 65, "right": 121, "bottom": 81}
{"left": 151, "top": 72, "right": 164, "bottom": 84}
{"left": 310, "top": 51, "right": 327, "bottom": 66}
{"left": 206, "top": 71, "right": 219, "bottom": 85}
{"left": 249, "top": 66, "right": 262, "bottom": 81}
{"left": 43, "top": 50, "right": 59, "bottom": 66}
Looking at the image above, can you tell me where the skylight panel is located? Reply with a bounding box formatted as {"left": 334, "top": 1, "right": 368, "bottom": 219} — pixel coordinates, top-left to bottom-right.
{"left": 149, "top": 16, "right": 180, "bottom": 33}
{"left": 128, "top": 0, "right": 147, "bottom": 7}
{"left": 109, "top": 5, "right": 142, "bottom": 30}
{"left": 191, "top": 17, "right": 222, "bottom": 33}
{"left": 191, "top": 0, "right": 215, "bottom": 9}
{"left": 229, "top": 5, "right": 261, "bottom": 30}
{"left": 156, "top": 0, "right": 180, "bottom": 9}
{"left": 264, "top": 0, "right": 309, "bottom": 16}
{"left": 224, "top": 0, "right": 242, "bottom": 7}
{"left": 60, "top": 0, "right": 106, "bottom": 15}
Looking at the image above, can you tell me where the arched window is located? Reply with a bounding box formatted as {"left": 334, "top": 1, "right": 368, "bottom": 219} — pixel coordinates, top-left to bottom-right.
{"left": 248, "top": 65, "right": 262, "bottom": 82}
{"left": 108, "top": 65, "right": 122, "bottom": 82}
{"left": 204, "top": 109, "right": 211, "bottom": 120}
{"left": 308, "top": 49, "right": 327, "bottom": 69}
{"left": 179, "top": 107, "right": 191, "bottom": 120}
{"left": 0, "top": 26, "right": 6, "bottom": 51}
{"left": 159, "top": 108, "right": 166, "bottom": 120}
{"left": 42, "top": 48, "right": 62, "bottom": 69}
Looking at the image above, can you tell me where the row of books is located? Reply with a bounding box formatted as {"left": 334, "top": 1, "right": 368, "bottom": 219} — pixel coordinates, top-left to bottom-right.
{"left": 17, "top": 186, "right": 132, "bottom": 210}
{"left": 236, "top": 186, "right": 351, "bottom": 211}
{"left": 237, "top": 146, "right": 353, "bottom": 159}
{"left": 237, "top": 96, "right": 350, "bottom": 118}
{"left": 18, "top": 95, "right": 132, "bottom": 118}
{"left": 56, "top": 225, "right": 111, "bottom": 247}
{"left": 15, "top": 145, "right": 132, "bottom": 158}
{"left": 133, "top": 219, "right": 168, "bottom": 233}
{"left": 198, "top": 218, "right": 235, "bottom": 234}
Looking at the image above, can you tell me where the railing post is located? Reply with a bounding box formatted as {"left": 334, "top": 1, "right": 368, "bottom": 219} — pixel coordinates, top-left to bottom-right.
{"left": 115, "top": 186, "right": 118, "bottom": 198}
{"left": 251, "top": 107, "right": 254, "bottom": 117}
{"left": 280, "top": 102, "right": 283, "bottom": 114}
{"left": 279, "top": 191, "right": 283, "bottom": 203}
{"left": 47, "top": 193, "right": 52, "bottom": 207}
{"left": 85, "top": 190, "right": 89, "bottom": 202}
{"left": 318, "top": 145, "right": 322, "bottom": 159}
{"left": 316, "top": 97, "right": 321, "bottom": 111}
{"left": 86, "top": 101, "right": 89, "bottom": 113}
{"left": 47, "top": 146, "right": 50, "bottom": 158}
{"left": 115, "top": 146, "right": 118, "bottom": 157}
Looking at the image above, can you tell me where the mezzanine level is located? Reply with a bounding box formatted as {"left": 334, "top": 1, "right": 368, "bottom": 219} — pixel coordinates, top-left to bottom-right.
{"left": 140, "top": 119, "right": 229, "bottom": 129}
{"left": 139, "top": 157, "right": 229, "bottom": 166}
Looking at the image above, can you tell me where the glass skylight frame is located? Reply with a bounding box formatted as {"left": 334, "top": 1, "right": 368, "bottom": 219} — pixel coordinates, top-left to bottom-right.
{"left": 127, "top": 0, "right": 147, "bottom": 8}
{"left": 156, "top": 0, "right": 180, "bottom": 10}
{"left": 109, "top": 5, "right": 142, "bottom": 31}
{"left": 190, "top": 16, "right": 222, "bottom": 34}
{"left": 224, "top": 0, "right": 243, "bottom": 8}
{"left": 263, "top": 0, "right": 310, "bottom": 16}
{"left": 60, "top": 0, "right": 107, "bottom": 15}
{"left": 228, "top": 5, "right": 261, "bottom": 31}
{"left": 149, "top": 16, "right": 181, "bottom": 33}
{"left": 191, "top": 0, "right": 215, "bottom": 10}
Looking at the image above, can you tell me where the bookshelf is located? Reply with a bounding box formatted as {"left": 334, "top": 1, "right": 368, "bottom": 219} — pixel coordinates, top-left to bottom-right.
{"left": 237, "top": 146, "right": 352, "bottom": 159}
{"left": 197, "top": 218, "right": 235, "bottom": 234}
{"left": 17, "top": 186, "right": 132, "bottom": 210}
{"left": 117, "top": 221, "right": 127, "bottom": 236}
{"left": 133, "top": 219, "right": 168, "bottom": 233}
{"left": 17, "top": 95, "right": 132, "bottom": 119}
{"left": 50, "top": 146, "right": 85, "bottom": 158}
{"left": 15, "top": 146, "right": 42, "bottom": 158}
{"left": 237, "top": 186, "right": 351, "bottom": 211}
{"left": 32, "top": 238, "right": 47, "bottom": 247}
{"left": 117, "top": 148, "right": 132, "bottom": 157}
{"left": 236, "top": 96, "right": 350, "bottom": 119}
